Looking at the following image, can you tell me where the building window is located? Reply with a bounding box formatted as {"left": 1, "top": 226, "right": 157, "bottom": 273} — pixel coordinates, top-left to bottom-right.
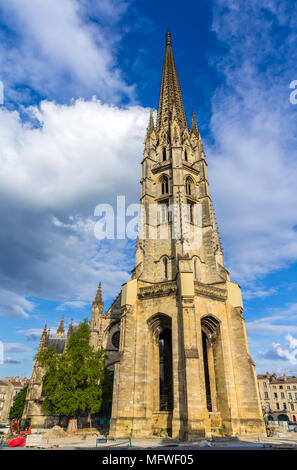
{"left": 276, "top": 403, "right": 280, "bottom": 409}
{"left": 274, "top": 393, "right": 278, "bottom": 398}
{"left": 160, "top": 175, "right": 169, "bottom": 195}
{"left": 263, "top": 382, "right": 267, "bottom": 388}
{"left": 289, "top": 393, "right": 292, "bottom": 400}
{"left": 291, "top": 403, "right": 294, "bottom": 411}
{"left": 281, "top": 392, "right": 285, "bottom": 399}
{"left": 264, "top": 392, "right": 269, "bottom": 399}
{"left": 283, "top": 403, "right": 287, "bottom": 410}
{"left": 280, "top": 385, "right": 283, "bottom": 389}
{"left": 184, "top": 150, "right": 188, "bottom": 161}
{"left": 163, "top": 257, "right": 168, "bottom": 279}
{"left": 287, "top": 386, "right": 291, "bottom": 390}
{"left": 185, "top": 176, "right": 194, "bottom": 196}
{"left": 162, "top": 148, "right": 167, "bottom": 161}
{"left": 193, "top": 258, "right": 200, "bottom": 281}
{"left": 111, "top": 331, "right": 120, "bottom": 350}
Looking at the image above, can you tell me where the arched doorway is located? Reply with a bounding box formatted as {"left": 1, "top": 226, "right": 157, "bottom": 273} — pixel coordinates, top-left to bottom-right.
{"left": 147, "top": 313, "right": 173, "bottom": 436}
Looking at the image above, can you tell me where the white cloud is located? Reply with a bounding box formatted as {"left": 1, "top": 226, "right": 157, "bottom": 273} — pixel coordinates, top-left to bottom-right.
{"left": 242, "top": 287, "right": 277, "bottom": 300}
{"left": 57, "top": 300, "right": 88, "bottom": 310}
{"left": 0, "top": 99, "right": 147, "bottom": 209}
{"left": 246, "top": 303, "right": 297, "bottom": 336}
{"left": 271, "top": 341, "right": 297, "bottom": 365}
{"left": 286, "top": 333, "right": 297, "bottom": 350}
{"left": 0, "top": 290, "right": 35, "bottom": 319}
{"left": 255, "top": 333, "right": 297, "bottom": 373}
{"left": 0, "top": 0, "right": 134, "bottom": 103}
{"left": 17, "top": 329, "right": 43, "bottom": 342}
{"left": 0, "top": 99, "right": 149, "bottom": 316}
{"left": 4, "top": 343, "right": 31, "bottom": 353}
{"left": 208, "top": 0, "right": 297, "bottom": 283}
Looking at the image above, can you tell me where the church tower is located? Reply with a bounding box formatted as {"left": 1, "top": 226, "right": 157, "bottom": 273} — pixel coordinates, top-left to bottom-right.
{"left": 109, "top": 32, "right": 265, "bottom": 439}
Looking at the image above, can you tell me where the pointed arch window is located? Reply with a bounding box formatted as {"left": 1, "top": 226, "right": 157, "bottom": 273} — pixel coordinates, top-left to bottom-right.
{"left": 160, "top": 175, "right": 169, "bottom": 195}
{"left": 194, "top": 258, "right": 198, "bottom": 280}
{"left": 163, "top": 257, "right": 168, "bottom": 279}
{"left": 184, "top": 150, "right": 188, "bottom": 161}
{"left": 185, "top": 176, "right": 194, "bottom": 196}
{"left": 163, "top": 147, "right": 167, "bottom": 161}
{"left": 187, "top": 200, "right": 194, "bottom": 224}
{"left": 193, "top": 257, "right": 201, "bottom": 281}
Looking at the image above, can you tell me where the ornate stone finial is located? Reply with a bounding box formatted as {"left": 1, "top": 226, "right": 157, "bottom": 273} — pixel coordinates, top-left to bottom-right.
{"left": 166, "top": 30, "right": 171, "bottom": 47}
{"left": 191, "top": 111, "right": 200, "bottom": 137}
{"left": 38, "top": 323, "right": 49, "bottom": 351}
{"left": 56, "top": 314, "right": 65, "bottom": 338}
{"left": 146, "top": 109, "right": 155, "bottom": 138}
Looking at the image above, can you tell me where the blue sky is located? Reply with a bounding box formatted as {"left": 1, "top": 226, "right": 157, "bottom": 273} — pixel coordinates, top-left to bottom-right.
{"left": 0, "top": 0, "right": 297, "bottom": 379}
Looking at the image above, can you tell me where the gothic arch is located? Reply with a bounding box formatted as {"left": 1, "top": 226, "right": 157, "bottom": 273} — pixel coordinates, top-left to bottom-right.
{"left": 159, "top": 174, "right": 169, "bottom": 195}
{"left": 192, "top": 256, "right": 202, "bottom": 281}
{"left": 201, "top": 315, "right": 220, "bottom": 342}
{"left": 147, "top": 312, "right": 171, "bottom": 339}
{"left": 159, "top": 255, "right": 169, "bottom": 280}
{"left": 102, "top": 320, "right": 121, "bottom": 350}
{"left": 201, "top": 315, "right": 221, "bottom": 412}
{"left": 147, "top": 313, "right": 173, "bottom": 413}
{"left": 183, "top": 145, "right": 191, "bottom": 162}
{"left": 184, "top": 175, "right": 195, "bottom": 196}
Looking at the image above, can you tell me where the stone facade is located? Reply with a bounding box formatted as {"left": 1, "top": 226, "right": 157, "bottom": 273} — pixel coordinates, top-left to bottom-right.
{"left": 258, "top": 372, "right": 297, "bottom": 425}
{"left": 22, "top": 317, "right": 78, "bottom": 428}
{"left": 0, "top": 378, "right": 28, "bottom": 423}
{"left": 23, "top": 32, "right": 266, "bottom": 438}
{"left": 104, "top": 32, "right": 265, "bottom": 439}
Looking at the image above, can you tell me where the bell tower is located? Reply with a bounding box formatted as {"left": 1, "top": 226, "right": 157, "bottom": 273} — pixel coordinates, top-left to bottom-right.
{"left": 109, "top": 32, "right": 265, "bottom": 439}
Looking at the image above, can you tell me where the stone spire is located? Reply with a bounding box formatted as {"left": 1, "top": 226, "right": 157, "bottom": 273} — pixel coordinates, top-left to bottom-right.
{"left": 38, "top": 323, "right": 49, "bottom": 352}
{"left": 56, "top": 315, "right": 65, "bottom": 339}
{"left": 146, "top": 109, "right": 155, "bottom": 138}
{"left": 90, "top": 282, "right": 104, "bottom": 335}
{"left": 156, "top": 31, "right": 187, "bottom": 132}
{"left": 94, "top": 281, "right": 103, "bottom": 306}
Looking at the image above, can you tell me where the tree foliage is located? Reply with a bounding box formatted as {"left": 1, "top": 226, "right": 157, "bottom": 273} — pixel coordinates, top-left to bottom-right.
{"left": 9, "top": 385, "right": 28, "bottom": 420}
{"left": 36, "top": 319, "right": 112, "bottom": 419}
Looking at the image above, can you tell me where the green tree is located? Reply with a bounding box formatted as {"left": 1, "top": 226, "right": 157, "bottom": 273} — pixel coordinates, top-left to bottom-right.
{"left": 9, "top": 384, "right": 28, "bottom": 420}
{"left": 36, "top": 319, "right": 112, "bottom": 428}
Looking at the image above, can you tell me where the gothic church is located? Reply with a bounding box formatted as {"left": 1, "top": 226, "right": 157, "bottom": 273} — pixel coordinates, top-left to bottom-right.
{"left": 23, "top": 32, "right": 265, "bottom": 439}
